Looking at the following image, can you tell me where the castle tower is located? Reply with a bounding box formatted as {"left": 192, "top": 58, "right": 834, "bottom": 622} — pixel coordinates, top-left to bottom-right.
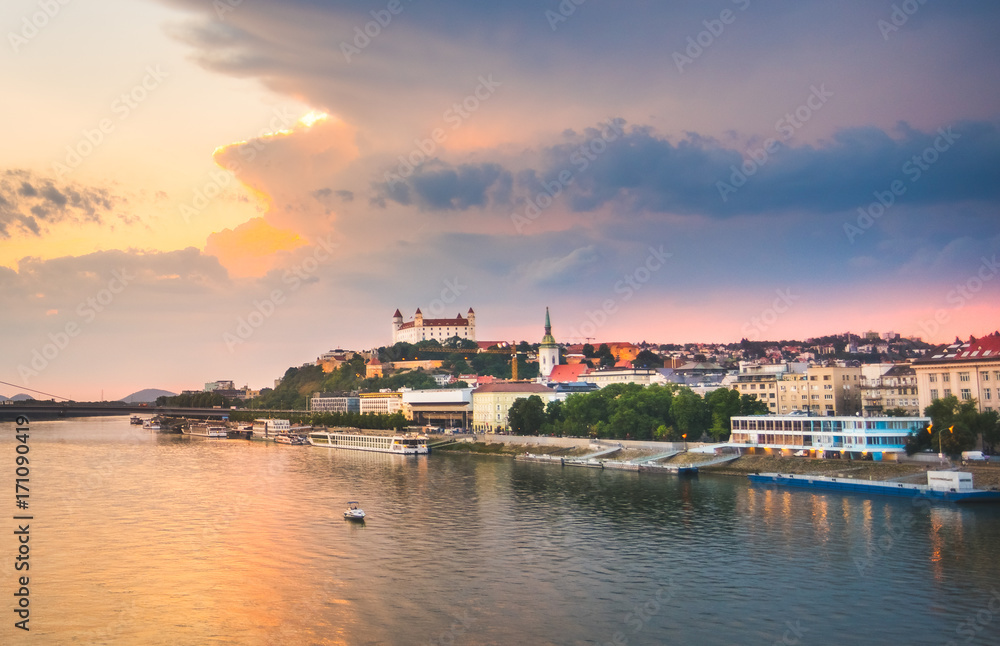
{"left": 467, "top": 308, "right": 476, "bottom": 337}
{"left": 538, "top": 307, "right": 559, "bottom": 379}
{"left": 392, "top": 307, "right": 403, "bottom": 343}
{"left": 414, "top": 308, "right": 423, "bottom": 328}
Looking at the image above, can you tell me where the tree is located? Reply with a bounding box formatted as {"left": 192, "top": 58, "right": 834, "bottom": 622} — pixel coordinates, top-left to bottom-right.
{"left": 598, "top": 346, "right": 616, "bottom": 367}
{"left": 705, "top": 388, "right": 741, "bottom": 442}
{"left": 906, "top": 396, "right": 978, "bottom": 455}
{"left": 633, "top": 349, "right": 664, "bottom": 369}
{"left": 582, "top": 343, "right": 596, "bottom": 358}
{"left": 507, "top": 396, "right": 547, "bottom": 435}
{"left": 670, "top": 388, "right": 707, "bottom": 441}
{"left": 883, "top": 407, "right": 909, "bottom": 417}
{"left": 981, "top": 410, "right": 1000, "bottom": 454}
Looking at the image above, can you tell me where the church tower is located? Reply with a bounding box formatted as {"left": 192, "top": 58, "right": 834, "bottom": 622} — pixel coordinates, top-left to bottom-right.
{"left": 538, "top": 307, "right": 559, "bottom": 379}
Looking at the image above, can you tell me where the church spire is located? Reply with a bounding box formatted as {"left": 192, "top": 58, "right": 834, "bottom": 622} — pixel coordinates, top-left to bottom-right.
{"left": 544, "top": 307, "right": 551, "bottom": 335}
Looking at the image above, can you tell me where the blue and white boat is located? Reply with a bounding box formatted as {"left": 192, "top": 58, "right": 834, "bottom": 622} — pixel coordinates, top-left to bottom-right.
{"left": 749, "top": 470, "right": 1000, "bottom": 503}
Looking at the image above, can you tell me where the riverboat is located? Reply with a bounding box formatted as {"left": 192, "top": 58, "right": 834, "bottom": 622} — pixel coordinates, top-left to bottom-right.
{"left": 143, "top": 419, "right": 161, "bottom": 430}
{"left": 130, "top": 415, "right": 143, "bottom": 425}
{"left": 183, "top": 423, "right": 228, "bottom": 438}
{"left": 274, "top": 434, "right": 309, "bottom": 445}
{"left": 251, "top": 418, "right": 290, "bottom": 442}
{"left": 308, "top": 429, "right": 429, "bottom": 454}
{"left": 748, "top": 471, "right": 1000, "bottom": 503}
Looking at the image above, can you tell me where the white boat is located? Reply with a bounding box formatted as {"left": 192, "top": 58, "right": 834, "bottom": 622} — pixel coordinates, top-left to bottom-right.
{"left": 143, "top": 419, "right": 161, "bottom": 430}
{"left": 274, "top": 434, "right": 308, "bottom": 445}
{"left": 308, "top": 429, "right": 429, "bottom": 454}
{"left": 251, "top": 418, "right": 290, "bottom": 442}
{"left": 130, "top": 415, "right": 143, "bottom": 425}
{"left": 183, "top": 423, "right": 227, "bottom": 438}
{"left": 344, "top": 501, "right": 366, "bottom": 520}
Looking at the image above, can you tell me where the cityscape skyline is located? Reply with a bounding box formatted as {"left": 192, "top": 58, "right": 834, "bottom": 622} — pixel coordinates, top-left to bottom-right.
{"left": 2, "top": 0, "right": 998, "bottom": 401}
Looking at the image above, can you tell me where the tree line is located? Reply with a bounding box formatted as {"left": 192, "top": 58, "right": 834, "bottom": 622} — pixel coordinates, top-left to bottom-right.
{"left": 506, "top": 383, "right": 767, "bottom": 441}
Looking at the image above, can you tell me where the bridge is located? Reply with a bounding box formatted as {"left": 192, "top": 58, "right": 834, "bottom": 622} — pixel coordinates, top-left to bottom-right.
{"left": 0, "top": 402, "right": 297, "bottom": 422}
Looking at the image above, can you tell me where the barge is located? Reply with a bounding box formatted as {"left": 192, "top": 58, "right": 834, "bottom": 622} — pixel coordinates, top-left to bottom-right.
{"left": 748, "top": 470, "right": 1000, "bottom": 503}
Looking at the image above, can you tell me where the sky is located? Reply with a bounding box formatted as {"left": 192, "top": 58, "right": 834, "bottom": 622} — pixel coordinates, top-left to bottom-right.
{"left": 1, "top": 0, "right": 998, "bottom": 401}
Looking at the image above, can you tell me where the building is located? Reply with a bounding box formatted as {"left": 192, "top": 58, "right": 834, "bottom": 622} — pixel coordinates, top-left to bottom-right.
{"left": 317, "top": 350, "right": 357, "bottom": 372}
{"left": 583, "top": 368, "right": 659, "bottom": 388}
{"left": 729, "top": 414, "right": 930, "bottom": 461}
{"left": 204, "top": 380, "right": 235, "bottom": 392}
{"left": 861, "top": 364, "right": 919, "bottom": 417}
{"left": 359, "top": 391, "right": 403, "bottom": 415}
{"left": 365, "top": 355, "right": 385, "bottom": 379}
{"left": 733, "top": 363, "right": 862, "bottom": 416}
{"left": 310, "top": 392, "right": 361, "bottom": 413}
{"left": 402, "top": 388, "right": 473, "bottom": 428}
{"left": 538, "top": 307, "right": 560, "bottom": 378}
{"left": 912, "top": 333, "right": 1000, "bottom": 413}
{"left": 392, "top": 307, "right": 476, "bottom": 344}
{"left": 471, "top": 383, "right": 555, "bottom": 433}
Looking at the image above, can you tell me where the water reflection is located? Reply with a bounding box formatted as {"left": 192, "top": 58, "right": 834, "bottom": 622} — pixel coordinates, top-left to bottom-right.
{"left": 6, "top": 417, "right": 1000, "bottom": 646}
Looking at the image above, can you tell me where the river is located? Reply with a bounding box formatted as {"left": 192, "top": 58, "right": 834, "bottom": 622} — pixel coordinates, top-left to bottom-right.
{"left": 2, "top": 416, "right": 999, "bottom": 645}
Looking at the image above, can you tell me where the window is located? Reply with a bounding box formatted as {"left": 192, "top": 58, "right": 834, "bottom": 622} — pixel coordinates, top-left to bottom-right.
{"left": 824, "top": 394, "right": 833, "bottom": 400}
{"left": 823, "top": 375, "right": 831, "bottom": 381}
{"left": 982, "top": 372, "right": 990, "bottom": 382}
{"left": 959, "top": 372, "right": 970, "bottom": 382}
{"left": 985, "top": 389, "right": 992, "bottom": 401}
{"left": 942, "top": 374, "right": 950, "bottom": 383}
{"left": 929, "top": 374, "right": 937, "bottom": 383}
{"left": 930, "top": 389, "right": 938, "bottom": 399}
{"left": 960, "top": 389, "right": 971, "bottom": 400}
{"left": 944, "top": 389, "right": 952, "bottom": 398}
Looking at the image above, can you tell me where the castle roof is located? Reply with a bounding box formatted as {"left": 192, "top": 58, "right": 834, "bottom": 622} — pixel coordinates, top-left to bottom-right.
{"left": 396, "top": 313, "right": 469, "bottom": 330}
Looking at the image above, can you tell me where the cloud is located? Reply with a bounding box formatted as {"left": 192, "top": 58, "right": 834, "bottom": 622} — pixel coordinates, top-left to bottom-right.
{"left": 513, "top": 245, "right": 601, "bottom": 286}
{"left": 376, "top": 161, "right": 512, "bottom": 211}
{"left": 534, "top": 120, "right": 1000, "bottom": 218}
{"left": 205, "top": 217, "right": 308, "bottom": 279}
{"left": 0, "top": 170, "right": 120, "bottom": 238}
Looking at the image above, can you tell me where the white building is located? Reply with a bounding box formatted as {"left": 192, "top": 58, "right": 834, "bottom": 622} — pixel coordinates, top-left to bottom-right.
{"left": 729, "top": 414, "right": 930, "bottom": 461}
{"left": 359, "top": 392, "right": 403, "bottom": 415}
{"left": 392, "top": 307, "right": 476, "bottom": 344}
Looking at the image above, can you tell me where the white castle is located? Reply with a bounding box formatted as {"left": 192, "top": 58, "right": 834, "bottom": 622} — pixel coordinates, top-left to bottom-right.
{"left": 392, "top": 307, "right": 476, "bottom": 345}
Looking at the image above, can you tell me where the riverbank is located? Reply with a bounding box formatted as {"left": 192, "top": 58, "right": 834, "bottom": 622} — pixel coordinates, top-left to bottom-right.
{"left": 436, "top": 440, "right": 1000, "bottom": 489}
{"left": 697, "top": 455, "right": 1000, "bottom": 489}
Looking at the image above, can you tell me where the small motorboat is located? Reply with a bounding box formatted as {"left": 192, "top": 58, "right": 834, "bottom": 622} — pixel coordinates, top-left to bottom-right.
{"left": 344, "top": 501, "right": 366, "bottom": 521}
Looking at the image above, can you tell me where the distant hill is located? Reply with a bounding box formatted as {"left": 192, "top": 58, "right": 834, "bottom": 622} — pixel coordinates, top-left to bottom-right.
{"left": 120, "top": 389, "right": 177, "bottom": 404}
{"left": 8, "top": 393, "right": 34, "bottom": 401}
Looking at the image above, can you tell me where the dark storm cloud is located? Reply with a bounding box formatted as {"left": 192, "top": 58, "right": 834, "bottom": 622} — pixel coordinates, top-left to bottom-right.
{"left": 542, "top": 120, "right": 1000, "bottom": 217}
{"left": 376, "top": 162, "right": 512, "bottom": 211}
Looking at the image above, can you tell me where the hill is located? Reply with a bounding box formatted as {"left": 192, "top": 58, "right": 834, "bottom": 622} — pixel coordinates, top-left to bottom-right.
{"left": 120, "top": 388, "right": 177, "bottom": 403}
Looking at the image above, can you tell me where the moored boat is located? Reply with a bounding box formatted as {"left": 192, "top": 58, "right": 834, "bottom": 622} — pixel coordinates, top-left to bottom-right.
{"left": 250, "top": 418, "right": 290, "bottom": 442}
{"left": 183, "top": 423, "right": 228, "bottom": 438}
{"left": 308, "top": 429, "right": 429, "bottom": 454}
{"left": 143, "top": 418, "right": 161, "bottom": 430}
{"left": 749, "top": 470, "right": 1000, "bottom": 503}
{"left": 274, "top": 434, "right": 309, "bottom": 445}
